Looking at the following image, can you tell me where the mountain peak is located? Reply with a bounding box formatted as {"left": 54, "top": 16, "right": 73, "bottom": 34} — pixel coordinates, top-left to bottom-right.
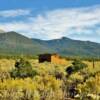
{"left": 61, "top": 36, "right": 72, "bottom": 40}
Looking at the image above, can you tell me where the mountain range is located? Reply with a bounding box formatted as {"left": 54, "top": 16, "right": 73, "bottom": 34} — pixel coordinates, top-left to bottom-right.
{"left": 0, "top": 31, "right": 100, "bottom": 58}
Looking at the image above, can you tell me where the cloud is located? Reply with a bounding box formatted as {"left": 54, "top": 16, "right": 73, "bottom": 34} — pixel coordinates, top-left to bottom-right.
{"left": 0, "top": 5, "right": 100, "bottom": 42}
{"left": 0, "top": 9, "right": 31, "bottom": 17}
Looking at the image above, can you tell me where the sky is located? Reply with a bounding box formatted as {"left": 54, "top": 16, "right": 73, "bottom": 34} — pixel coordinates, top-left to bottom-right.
{"left": 0, "top": 0, "right": 100, "bottom": 43}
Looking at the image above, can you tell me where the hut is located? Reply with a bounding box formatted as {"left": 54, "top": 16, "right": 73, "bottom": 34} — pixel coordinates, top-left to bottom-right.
{"left": 38, "top": 53, "right": 67, "bottom": 65}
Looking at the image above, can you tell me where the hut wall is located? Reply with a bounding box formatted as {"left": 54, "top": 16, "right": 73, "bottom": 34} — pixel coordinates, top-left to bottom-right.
{"left": 51, "top": 55, "right": 67, "bottom": 65}
{"left": 39, "top": 54, "right": 51, "bottom": 63}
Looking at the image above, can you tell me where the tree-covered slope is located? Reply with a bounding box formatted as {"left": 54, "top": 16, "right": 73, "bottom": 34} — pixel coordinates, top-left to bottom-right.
{"left": 0, "top": 31, "right": 53, "bottom": 55}
{"left": 0, "top": 31, "right": 100, "bottom": 57}
{"left": 32, "top": 37, "right": 100, "bottom": 57}
{"left": 47, "top": 37, "right": 100, "bottom": 57}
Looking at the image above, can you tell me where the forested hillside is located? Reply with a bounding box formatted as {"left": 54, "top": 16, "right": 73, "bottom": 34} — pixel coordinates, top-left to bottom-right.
{"left": 0, "top": 31, "right": 100, "bottom": 58}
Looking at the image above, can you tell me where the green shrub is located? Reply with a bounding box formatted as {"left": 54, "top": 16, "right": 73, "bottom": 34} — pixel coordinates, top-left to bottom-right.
{"left": 66, "top": 59, "right": 88, "bottom": 75}
{"left": 10, "top": 58, "right": 38, "bottom": 78}
{"left": 72, "top": 59, "right": 87, "bottom": 72}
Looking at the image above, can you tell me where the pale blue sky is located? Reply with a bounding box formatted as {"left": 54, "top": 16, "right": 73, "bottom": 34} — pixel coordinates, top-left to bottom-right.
{"left": 0, "top": 0, "right": 100, "bottom": 43}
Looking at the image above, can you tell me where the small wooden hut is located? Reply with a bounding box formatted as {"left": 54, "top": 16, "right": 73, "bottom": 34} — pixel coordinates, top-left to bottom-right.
{"left": 38, "top": 53, "right": 66, "bottom": 65}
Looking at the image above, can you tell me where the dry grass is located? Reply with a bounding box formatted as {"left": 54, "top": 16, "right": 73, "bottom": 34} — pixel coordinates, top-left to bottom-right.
{"left": 0, "top": 59, "right": 15, "bottom": 71}
{"left": 0, "top": 58, "right": 100, "bottom": 74}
